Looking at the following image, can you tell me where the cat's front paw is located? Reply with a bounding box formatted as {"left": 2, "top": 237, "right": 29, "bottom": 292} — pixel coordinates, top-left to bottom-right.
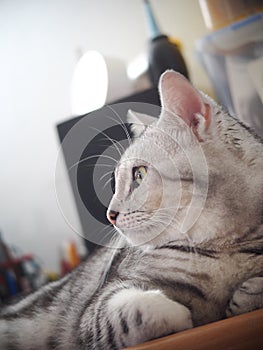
{"left": 226, "top": 277, "right": 263, "bottom": 317}
{"left": 107, "top": 288, "right": 193, "bottom": 348}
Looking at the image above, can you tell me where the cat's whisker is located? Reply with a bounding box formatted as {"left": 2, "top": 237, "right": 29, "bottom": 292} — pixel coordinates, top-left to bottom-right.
{"left": 147, "top": 212, "right": 180, "bottom": 222}
{"left": 91, "top": 225, "right": 120, "bottom": 248}
{"left": 102, "top": 137, "right": 126, "bottom": 154}
{"left": 109, "top": 232, "right": 125, "bottom": 249}
{"left": 146, "top": 214, "right": 179, "bottom": 227}
{"left": 99, "top": 170, "right": 114, "bottom": 183}
{"left": 146, "top": 219, "right": 170, "bottom": 229}
{"left": 103, "top": 228, "right": 118, "bottom": 242}
{"left": 91, "top": 224, "right": 111, "bottom": 238}
{"left": 101, "top": 224, "right": 113, "bottom": 233}
{"left": 150, "top": 213, "right": 182, "bottom": 227}
{"left": 113, "top": 139, "right": 126, "bottom": 154}
{"left": 97, "top": 153, "right": 118, "bottom": 164}
{"left": 144, "top": 205, "right": 202, "bottom": 216}
{"left": 69, "top": 154, "right": 117, "bottom": 171}
{"left": 99, "top": 142, "right": 126, "bottom": 155}
{"left": 90, "top": 127, "right": 125, "bottom": 158}
{"left": 103, "top": 176, "right": 114, "bottom": 190}
{"left": 84, "top": 163, "right": 114, "bottom": 169}
{"left": 106, "top": 106, "right": 132, "bottom": 146}
{"left": 68, "top": 154, "right": 99, "bottom": 171}
{"left": 150, "top": 207, "right": 179, "bottom": 212}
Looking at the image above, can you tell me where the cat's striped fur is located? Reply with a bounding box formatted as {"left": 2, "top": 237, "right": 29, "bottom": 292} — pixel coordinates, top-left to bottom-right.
{"left": 0, "top": 71, "right": 263, "bottom": 349}
{"left": 1, "top": 243, "right": 262, "bottom": 349}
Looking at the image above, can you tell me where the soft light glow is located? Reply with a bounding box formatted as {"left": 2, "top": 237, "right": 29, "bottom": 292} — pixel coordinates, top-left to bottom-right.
{"left": 127, "top": 53, "right": 148, "bottom": 80}
{"left": 70, "top": 51, "right": 108, "bottom": 115}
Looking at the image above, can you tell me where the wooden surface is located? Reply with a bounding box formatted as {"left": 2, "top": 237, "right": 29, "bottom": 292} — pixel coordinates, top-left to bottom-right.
{"left": 126, "top": 309, "right": 263, "bottom": 350}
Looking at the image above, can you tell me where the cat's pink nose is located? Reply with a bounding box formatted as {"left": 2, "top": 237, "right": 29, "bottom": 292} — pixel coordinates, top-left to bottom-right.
{"left": 107, "top": 210, "right": 119, "bottom": 226}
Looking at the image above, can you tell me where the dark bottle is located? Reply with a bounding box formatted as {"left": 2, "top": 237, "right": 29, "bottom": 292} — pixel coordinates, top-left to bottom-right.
{"left": 143, "top": 0, "right": 189, "bottom": 86}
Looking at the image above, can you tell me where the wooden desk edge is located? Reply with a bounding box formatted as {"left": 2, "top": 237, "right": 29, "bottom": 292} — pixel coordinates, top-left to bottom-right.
{"left": 125, "top": 309, "right": 263, "bottom": 350}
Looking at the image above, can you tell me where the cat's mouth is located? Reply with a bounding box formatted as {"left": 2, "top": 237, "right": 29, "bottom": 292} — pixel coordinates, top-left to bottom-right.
{"left": 112, "top": 208, "right": 177, "bottom": 240}
{"left": 114, "top": 210, "right": 152, "bottom": 230}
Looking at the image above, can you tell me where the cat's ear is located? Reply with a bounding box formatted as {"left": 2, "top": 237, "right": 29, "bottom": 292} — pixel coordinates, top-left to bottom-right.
{"left": 127, "top": 109, "right": 156, "bottom": 138}
{"left": 159, "top": 70, "right": 211, "bottom": 141}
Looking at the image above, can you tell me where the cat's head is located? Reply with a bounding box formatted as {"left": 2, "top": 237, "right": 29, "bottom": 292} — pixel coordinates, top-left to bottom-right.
{"left": 107, "top": 70, "right": 263, "bottom": 248}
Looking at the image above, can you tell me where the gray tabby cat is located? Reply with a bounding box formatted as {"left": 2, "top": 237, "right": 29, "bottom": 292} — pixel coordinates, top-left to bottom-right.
{"left": 0, "top": 70, "right": 263, "bottom": 349}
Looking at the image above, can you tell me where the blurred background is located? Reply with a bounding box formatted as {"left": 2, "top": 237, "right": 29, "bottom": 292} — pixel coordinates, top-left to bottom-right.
{"left": 0, "top": 0, "right": 262, "bottom": 301}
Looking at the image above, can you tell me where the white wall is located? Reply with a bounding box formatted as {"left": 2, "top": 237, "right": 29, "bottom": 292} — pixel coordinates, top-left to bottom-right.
{"left": 0, "top": 0, "right": 210, "bottom": 271}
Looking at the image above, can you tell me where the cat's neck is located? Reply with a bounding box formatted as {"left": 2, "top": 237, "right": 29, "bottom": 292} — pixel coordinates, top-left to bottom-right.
{"left": 142, "top": 223, "right": 263, "bottom": 252}
{"left": 202, "top": 225, "right": 263, "bottom": 253}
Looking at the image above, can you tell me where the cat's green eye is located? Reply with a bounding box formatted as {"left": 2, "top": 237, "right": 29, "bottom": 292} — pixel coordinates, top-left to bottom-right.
{"left": 133, "top": 166, "right": 147, "bottom": 185}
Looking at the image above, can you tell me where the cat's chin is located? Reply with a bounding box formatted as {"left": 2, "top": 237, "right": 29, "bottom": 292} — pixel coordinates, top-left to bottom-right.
{"left": 117, "top": 227, "right": 164, "bottom": 247}
{"left": 117, "top": 226, "right": 179, "bottom": 248}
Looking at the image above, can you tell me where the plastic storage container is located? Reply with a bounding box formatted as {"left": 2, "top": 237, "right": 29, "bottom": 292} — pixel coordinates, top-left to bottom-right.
{"left": 199, "top": 0, "right": 263, "bottom": 30}
{"left": 196, "top": 12, "right": 263, "bottom": 137}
